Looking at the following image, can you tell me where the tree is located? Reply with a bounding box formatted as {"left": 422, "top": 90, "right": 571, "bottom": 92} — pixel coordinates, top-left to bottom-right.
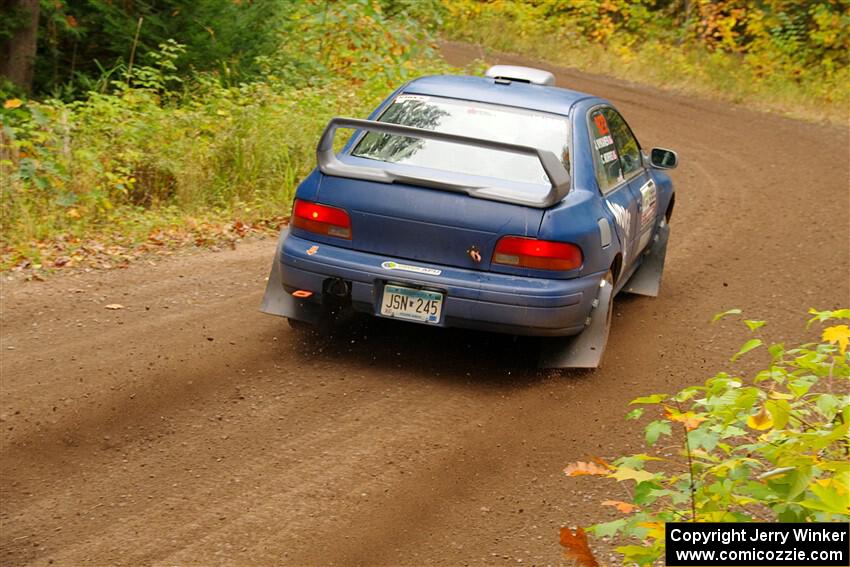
{"left": 0, "top": 0, "right": 40, "bottom": 93}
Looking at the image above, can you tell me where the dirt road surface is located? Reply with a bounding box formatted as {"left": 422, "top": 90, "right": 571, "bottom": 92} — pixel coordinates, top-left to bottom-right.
{"left": 2, "top": 42, "right": 848, "bottom": 567}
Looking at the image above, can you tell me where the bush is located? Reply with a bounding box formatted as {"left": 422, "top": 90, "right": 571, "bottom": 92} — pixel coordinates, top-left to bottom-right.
{"left": 0, "top": 2, "right": 453, "bottom": 270}
{"left": 561, "top": 308, "right": 850, "bottom": 566}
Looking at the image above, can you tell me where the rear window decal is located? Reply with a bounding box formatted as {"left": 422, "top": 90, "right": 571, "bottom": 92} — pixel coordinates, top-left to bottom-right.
{"left": 601, "top": 149, "right": 619, "bottom": 164}
{"left": 594, "top": 135, "right": 614, "bottom": 149}
{"left": 394, "top": 94, "right": 429, "bottom": 103}
{"left": 593, "top": 114, "right": 610, "bottom": 135}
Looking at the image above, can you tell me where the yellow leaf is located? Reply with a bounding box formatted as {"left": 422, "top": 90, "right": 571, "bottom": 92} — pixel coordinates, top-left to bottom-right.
{"left": 3, "top": 98, "right": 23, "bottom": 109}
{"left": 66, "top": 208, "right": 81, "bottom": 219}
{"left": 747, "top": 404, "right": 773, "bottom": 430}
{"left": 823, "top": 325, "right": 850, "bottom": 354}
{"left": 601, "top": 500, "right": 638, "bottom": 513}
{"left": 609, "top": 467, "right": 656, "bottom": 483}
{"left": 664, "top": 406, "right": 707, "bottom": 430}
{"left": 768, "top": 391, "right": 794, "bottom": 400}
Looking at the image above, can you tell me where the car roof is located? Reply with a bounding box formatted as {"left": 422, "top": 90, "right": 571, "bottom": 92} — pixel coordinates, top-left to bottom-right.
{"left": 402, "top": 75, "right": 594, "bottom": 117}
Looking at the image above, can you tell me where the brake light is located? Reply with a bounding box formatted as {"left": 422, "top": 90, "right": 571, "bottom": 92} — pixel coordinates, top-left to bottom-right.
{"left": 292, "top": 199, "right": 352, "bottom": 239}
{"left": 493, "top": 236, "right": 582, "bottom": 271}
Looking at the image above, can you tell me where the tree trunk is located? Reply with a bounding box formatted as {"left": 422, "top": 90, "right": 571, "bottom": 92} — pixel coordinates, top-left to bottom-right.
{"left": 0, "top": 0, "right": 40, "bottom": 94}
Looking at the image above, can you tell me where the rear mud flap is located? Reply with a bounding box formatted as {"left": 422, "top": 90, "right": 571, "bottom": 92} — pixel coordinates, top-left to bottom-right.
{"left": 260, "top": 229, "right": 322, "bottom": 324}
{"left": 538, "top": 276, "right": 613, "bottom": 369}
{"left": 624, "top": 222, "right": 670, "bottom": 297}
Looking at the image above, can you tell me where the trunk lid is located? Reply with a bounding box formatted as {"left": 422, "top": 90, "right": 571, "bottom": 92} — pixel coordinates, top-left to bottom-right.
{"left": 315, "top": 175, "right": 543, "bottom": 271}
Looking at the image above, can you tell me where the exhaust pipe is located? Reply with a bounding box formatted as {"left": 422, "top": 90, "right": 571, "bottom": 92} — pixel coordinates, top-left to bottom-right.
{"left": 325, "top": 278, "right": 350, "bottom": 298}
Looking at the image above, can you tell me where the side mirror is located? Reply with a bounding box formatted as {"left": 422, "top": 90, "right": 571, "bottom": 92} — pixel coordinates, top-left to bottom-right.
{"left": 650, "top": 147, "right": 678, "bottom": 169}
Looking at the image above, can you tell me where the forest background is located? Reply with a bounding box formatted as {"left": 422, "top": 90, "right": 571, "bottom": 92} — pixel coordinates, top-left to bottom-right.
{"left": 1, "top": 0, "right": 847, "bottom": 272}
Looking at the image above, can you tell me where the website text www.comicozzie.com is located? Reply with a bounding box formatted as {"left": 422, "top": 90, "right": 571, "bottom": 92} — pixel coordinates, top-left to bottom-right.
{"left": 672, "top": 548, "right": 845, "bottom": 564}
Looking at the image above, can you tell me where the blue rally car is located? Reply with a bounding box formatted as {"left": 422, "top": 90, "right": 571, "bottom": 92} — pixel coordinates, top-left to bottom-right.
{"left": 261, "top": 65, "right": 677, "bottom": 368}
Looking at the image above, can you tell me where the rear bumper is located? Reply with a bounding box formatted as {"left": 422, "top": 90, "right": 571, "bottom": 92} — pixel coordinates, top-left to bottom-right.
{"left": 275, "top": 232, "right": 604, "bottom": 337}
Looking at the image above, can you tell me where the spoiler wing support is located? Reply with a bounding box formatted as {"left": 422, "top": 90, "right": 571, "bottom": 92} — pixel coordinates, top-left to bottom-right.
{"left": 316, "top": 117, "right": 570, "bottom": 209}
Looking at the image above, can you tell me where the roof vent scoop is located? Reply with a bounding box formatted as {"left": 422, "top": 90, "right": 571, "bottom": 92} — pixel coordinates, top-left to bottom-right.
{"left": 485, "top": 65, "right": 555, "bottom": 86}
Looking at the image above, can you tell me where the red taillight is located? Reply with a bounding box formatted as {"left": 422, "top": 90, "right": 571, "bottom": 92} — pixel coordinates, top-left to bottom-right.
{"left": 493, "top": 236, "right": 583, "bottom": 271}
{"left": 291, "top": 199, "right": 352, "bottom": 239}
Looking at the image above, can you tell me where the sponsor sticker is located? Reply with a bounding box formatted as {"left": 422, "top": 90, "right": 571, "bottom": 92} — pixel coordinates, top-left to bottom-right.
{"left": 601, "top": 149, "right": 619, "bottom": 164}
{"left": 594, "top": 135, "right": 614, "bottom": 149}
{"left": 395, "top": 94, "right": 429, "bottom": 103}
{"left": 381, "top": 261, "right": 441, "bottom": 276}
{"left": 639, "top": 180, "right": 658, "bottom": 230}
{"left": 637, "top": 180, "right": 658, "bottom": 251}
{"left": 593, "top": 113, "right": 610, "bottom": 135}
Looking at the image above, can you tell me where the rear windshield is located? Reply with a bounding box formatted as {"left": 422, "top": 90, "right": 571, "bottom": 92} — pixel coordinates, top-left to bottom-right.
{"left": 351, "top": 94, "right": 570, "bottom": 186}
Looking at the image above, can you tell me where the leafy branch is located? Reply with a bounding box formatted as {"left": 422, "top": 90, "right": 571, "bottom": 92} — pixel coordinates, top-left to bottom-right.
{"left": 561, "top": 308, "right": 850, "bottom": 566}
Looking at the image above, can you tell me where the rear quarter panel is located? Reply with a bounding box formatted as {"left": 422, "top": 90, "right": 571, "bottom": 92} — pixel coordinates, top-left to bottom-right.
{"left": 538, "top": 97, "right": 622, "bottom": 277}
{"left": 537, "top": 190, "right": 614, "bottom": 277}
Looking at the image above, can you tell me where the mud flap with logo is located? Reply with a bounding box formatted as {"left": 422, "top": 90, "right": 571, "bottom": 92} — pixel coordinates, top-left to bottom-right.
{"left": 538, "top": 276, "right": 613, "bottom": 369}
{"left": 624, "top": 221, "right": 669, "bottom": 297}
{"left": 260, "top": 229, "right": 322, "bottom": 324}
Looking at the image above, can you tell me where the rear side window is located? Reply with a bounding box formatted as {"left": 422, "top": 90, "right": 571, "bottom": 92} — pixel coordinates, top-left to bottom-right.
{"left": 603, "top": 109, "right": 641, "bottom": 177}
{"left": 589, "top": 108, "right": 642, "bottom": 193}
{"left": 351, "top": 94, "right": 570, "bottom": 187}
{"left": 589, "top": 109, "right": 622, "bottom": 193}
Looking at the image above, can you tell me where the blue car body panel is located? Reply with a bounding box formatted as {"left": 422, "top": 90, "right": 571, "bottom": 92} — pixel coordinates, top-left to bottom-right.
{"left": 264, "top": 73, "right": 675, "bottom": 339}
{"left": 280, "top": 230, "right": 602, "bottom": 336}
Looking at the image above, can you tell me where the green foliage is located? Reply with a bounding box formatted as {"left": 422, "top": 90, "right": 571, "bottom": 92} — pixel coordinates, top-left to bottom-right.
{"left": 379, "top": 0, "right": 446, "bottom": 29}
{"left": 436, "top": 0, "right": 850, "bottom": 122}
{"left": 27, "top": 0, "right": 441, "bottom": 98}
{"left": 269, "top": 0, "right": 439, "bottom": 88}
{"left": 564, "top": 309, "right": 850, "bottom": 566}
{"left": 1, "top": 2, "right": 454, "bottom": 268}
{"left": 32, "top": 0, "right": 279, "bottom": 97}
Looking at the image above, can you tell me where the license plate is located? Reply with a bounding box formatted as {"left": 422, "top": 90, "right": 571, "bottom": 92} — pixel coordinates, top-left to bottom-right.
{"left": 380, "top": 284, "right": 443, "bottom": 324}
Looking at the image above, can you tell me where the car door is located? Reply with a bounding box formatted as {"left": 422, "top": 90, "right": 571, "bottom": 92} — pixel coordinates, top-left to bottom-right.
{"left": 588, "top": 107, "right": 642, "bottom": 269}
{"left": 601, "top": 108, "right": 658, "bottom": 258}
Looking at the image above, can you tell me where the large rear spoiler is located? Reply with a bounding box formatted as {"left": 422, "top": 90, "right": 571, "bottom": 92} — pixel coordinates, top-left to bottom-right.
{"left": 316, "top": 117, "right": 570, "bottom": 209}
